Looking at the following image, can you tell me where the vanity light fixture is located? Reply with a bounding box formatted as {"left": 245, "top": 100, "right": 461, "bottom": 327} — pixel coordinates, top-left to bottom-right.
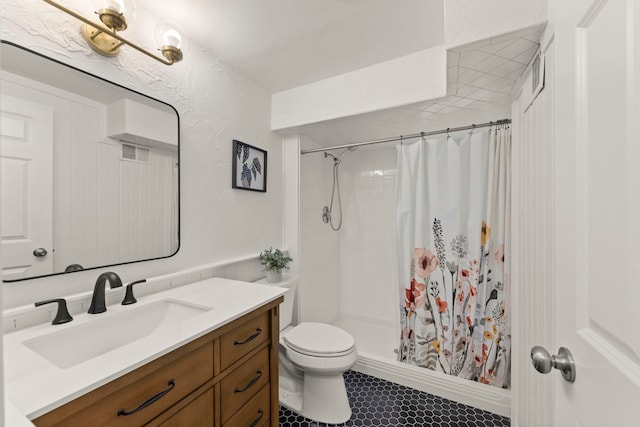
{"left": 41, "top": 0, "right": 186, "bottom": 65}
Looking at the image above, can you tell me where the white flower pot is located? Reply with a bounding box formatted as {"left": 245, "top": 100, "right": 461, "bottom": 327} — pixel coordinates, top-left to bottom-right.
{"left": 266, "top": 270, "right": 282, "bottom": 283}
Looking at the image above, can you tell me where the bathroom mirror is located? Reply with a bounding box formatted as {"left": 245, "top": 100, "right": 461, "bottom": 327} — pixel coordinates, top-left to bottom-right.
{"left": 0, "top": 41, "right": 180, "bottom": 282}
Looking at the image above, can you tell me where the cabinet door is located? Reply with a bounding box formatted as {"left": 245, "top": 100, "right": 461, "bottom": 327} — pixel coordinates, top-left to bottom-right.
{"left": 152, "top": 387, "right": 214, "bottom": 427}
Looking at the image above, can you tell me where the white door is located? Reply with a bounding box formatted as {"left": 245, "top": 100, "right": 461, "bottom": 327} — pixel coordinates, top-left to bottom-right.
{"left": 0, "top": 95, "right": 53, "bottom": 280}
{"left": 551, "top": 0, "right": 640, "bottom": 425}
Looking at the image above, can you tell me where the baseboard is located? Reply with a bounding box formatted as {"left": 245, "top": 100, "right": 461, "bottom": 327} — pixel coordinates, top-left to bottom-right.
{"left": 352, "top": 353, "right": 511, "bottom": 418}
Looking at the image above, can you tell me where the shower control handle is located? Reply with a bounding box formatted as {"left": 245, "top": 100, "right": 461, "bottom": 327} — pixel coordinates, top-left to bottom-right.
{"left": 322, "top": 206, "right": 330, "bottom": 223}
{"left": 530, "top": 345, "right": 576, "bottom": 383}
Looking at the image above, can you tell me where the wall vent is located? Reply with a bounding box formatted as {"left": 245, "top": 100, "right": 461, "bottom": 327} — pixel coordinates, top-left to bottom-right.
{"left": 523, "top": 50, "right": 545, "bottom": 113}
{"left": 121, "top": 142, "right": 150, "bottom": 163}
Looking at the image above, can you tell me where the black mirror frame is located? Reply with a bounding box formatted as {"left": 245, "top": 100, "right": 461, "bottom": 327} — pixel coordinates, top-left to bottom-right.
{"left": 0, "top": 40, "right": 180, "bottom": 282}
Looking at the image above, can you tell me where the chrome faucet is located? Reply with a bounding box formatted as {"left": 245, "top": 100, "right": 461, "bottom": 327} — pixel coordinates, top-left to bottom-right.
{"left": 88, "top": 271, "right": 123, "bottom": 314}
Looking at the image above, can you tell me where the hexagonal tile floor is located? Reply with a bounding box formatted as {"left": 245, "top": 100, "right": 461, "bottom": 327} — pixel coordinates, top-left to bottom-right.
{"left": 279, "top": 370, "right": 510, "bottom": 426}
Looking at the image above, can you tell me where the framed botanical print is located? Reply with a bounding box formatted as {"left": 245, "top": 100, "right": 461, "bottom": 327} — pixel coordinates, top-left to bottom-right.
{"left": 232, "top": 140, "right": 267, "bottom": 192}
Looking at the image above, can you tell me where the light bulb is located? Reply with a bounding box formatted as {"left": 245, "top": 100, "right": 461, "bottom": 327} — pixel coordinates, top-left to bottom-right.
{"left": 91, "top": 0, "right": 136, "bottom": 18}
{"left": 105, "top": 0, "right": 125, "bottom": 13}
{"left": 155, "top": 21, "right": 188, "bottom": 61}
{"left": 162, "top": 29, "right": 182, "bottom": 49}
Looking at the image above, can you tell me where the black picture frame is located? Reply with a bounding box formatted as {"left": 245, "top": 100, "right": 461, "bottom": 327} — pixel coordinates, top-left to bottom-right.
{"left": 232, "top": 140, "right": 267, "bottom": 192}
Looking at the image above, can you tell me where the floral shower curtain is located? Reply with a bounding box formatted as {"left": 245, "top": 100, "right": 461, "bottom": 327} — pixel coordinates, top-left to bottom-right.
{"left": 396, "top": 125, "right": 511, "bottom": 388}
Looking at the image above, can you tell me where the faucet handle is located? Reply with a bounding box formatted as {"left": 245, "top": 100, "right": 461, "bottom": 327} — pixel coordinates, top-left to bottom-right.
{"left": 35, "top": 298, "right": 73, "bottom": 325}
{"left": 121, "top": 279, "right": 147, "bottom": 305}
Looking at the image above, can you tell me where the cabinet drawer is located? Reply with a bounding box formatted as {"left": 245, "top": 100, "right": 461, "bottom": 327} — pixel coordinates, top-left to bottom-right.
{"left": 222, "top": 384, "right": 270, "bottom": 427}
{"left": 220, "top": 347, "right": 270, "bottom": 422}
{"left": 220, "top": 312, "right": 269, "bottom": 370}
{"left": 150, "top": 387, "right": 214, "bottom": 427}
{"left": 35, "top": 342, "right": 214, "bottom": 427}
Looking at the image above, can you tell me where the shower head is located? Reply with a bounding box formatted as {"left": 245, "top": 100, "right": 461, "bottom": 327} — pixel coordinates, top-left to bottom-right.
{"left": 324, "top": 147, "right": 357, "bottom": 164}
{"left": 324, "top": 152, "right": 339, "bottom": 164}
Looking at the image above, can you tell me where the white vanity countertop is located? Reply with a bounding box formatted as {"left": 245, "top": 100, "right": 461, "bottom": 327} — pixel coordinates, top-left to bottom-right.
{"left": 3, "top": 277, "right": 285, "bottom": 420}
{"left": 5, "top": 399, "right": 35, "bottom": 427}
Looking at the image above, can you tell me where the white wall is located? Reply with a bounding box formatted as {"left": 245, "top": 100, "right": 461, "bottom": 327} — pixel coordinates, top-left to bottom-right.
{"left": 337, "top": 145, "right": 398, "bottom": 327}
{"left": 298, "top": 136, "right": 340, "bottom": 324}
{"left": 272, "top": 46, "right": 447, "bottom": 130}
{"left": 511, "top": 34, "right": 554, "bottom": 427}
{"left": 298, "top": 142, "right": 398, "bottom": 329}
{"left": 297, "top": 142, "right": 400, "bottom": 333}
{"left": 1, "top": 0, "right": 283, "bottom": 308}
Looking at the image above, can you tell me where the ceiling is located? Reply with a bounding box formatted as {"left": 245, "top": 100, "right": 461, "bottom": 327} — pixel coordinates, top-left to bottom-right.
{"left": 137, "top": 0, "right": 444, "bottom": 92}
{"left": 136, "top": 1, "right": 542, "bottom": 146}
{"left": 294, "top": 25, "right": 544, "bottom": 146}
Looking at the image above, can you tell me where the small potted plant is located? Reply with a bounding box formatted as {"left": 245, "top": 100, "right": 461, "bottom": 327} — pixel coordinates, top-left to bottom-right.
{"left": 259, "top": 247, "right": 292, "bottom": 283}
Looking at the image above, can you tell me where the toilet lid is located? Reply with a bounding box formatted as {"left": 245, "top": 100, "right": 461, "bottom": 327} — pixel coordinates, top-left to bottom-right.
{"left": 284, "top": 322, "right": 355, "bottom": 356}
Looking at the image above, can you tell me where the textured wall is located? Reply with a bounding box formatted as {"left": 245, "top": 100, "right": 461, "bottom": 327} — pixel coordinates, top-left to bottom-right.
{"left": 0, "top": 0, "right": 283, "bottom": 307}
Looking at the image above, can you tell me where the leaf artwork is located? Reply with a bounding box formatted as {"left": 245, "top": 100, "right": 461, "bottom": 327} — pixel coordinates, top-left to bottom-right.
{"left": 235, "top": 142, "right": 264, "bottom": 190}
{"left": 241, "top": 163, "right": 252, "bottom": 187}
{"left": 235, "top": 142, "right": 243, "bottom": 160}
{"left": 252, "top": 157, "right": 262, "bottom": 174}
{"left": 242, "top": 144, "right": 250, "bottom": 163}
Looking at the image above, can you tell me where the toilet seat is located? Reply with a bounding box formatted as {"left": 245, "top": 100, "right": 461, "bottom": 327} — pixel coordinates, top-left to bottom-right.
{"left": 284, "top": 322, "right": 355, "bottom": 357}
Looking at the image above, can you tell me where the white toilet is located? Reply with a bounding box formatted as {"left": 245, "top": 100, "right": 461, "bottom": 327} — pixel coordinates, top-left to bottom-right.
{"left": 259, "top": 275, "right": 357, "bottom": 424}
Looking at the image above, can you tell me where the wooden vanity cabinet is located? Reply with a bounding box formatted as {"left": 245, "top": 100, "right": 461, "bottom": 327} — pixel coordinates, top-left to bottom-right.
{"left": 33, "top": 298, "right": 282, "bottom": 427}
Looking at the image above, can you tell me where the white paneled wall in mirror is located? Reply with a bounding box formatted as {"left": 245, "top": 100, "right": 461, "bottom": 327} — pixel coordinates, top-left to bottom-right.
{"left": 0, "top": 41, "right": 179, "bottom": 281}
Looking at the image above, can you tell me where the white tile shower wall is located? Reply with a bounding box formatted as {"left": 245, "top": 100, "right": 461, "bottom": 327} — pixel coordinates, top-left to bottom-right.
{"left": 298, "top": 139, "right": 399, "bottom": 329}
{"left": 337, "top": 145, "right": 399, "bottom": 327}
{"left": 298, "top": 136, "right": 340, "bottom": 324}
{"left": 1, "top": 0, "right": 283, "bottom": 308}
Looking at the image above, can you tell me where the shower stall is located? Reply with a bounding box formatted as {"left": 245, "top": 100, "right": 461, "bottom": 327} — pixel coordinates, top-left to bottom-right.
{"left": 297, "top": 124, "right": 511, "bottom": 417}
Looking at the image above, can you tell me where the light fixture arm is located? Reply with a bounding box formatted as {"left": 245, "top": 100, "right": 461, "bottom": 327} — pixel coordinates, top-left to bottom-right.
{"left": 41, "top": 0, "right": 178, "bottom": 65}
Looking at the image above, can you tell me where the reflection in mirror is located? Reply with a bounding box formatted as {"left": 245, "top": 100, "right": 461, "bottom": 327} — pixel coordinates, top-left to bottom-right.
{"left": 0, "top": 41, "right": 179, "bottom": 282}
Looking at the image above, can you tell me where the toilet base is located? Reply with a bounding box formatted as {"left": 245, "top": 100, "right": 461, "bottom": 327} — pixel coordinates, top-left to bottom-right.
{"left": 279, "top": 372, "right": 303, "bottom": 413}
{"left": 279, "top": 371, "right": 352, "bottom": 424}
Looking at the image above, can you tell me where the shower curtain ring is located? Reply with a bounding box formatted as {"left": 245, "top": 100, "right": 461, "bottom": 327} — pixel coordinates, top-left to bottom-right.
{"left": 420, "top": 131, "right": 425, "bottom": 141}
{"left": 400, "top": 134, "right": 403, "bottom": 145}
{"left": 469, "top": 124, "right": 476, "bottom": 136}
{"left": 446, "top": 128, "right": 450, "bottom": 139}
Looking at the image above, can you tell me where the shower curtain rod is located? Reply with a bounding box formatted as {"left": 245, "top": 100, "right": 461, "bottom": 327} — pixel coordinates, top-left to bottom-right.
{"left": 300, "top": 118, "right": 511, "bottom": 155}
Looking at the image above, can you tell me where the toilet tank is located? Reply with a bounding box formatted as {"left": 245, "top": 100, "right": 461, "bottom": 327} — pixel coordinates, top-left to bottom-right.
{"left": 254, "top": 274, "right": 297, "bottom": 331}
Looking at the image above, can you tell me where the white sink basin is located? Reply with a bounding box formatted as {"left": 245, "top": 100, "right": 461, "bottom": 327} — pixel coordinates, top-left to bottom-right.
{"left": 24, "top": 299, "right": 211, "bottom": 369}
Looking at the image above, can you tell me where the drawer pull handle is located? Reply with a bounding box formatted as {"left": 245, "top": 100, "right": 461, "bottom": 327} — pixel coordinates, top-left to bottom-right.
{"left": 117, "top": 379, "right": 175, "bottom": 416}
{"left": 234, "top": 328, "right": 262, "bottom": 345}
{"left": 234, "top": 370, "right": 263, "bottom": 393}
{"left": 250, "top": 409, "right": 264, "bottom": 427}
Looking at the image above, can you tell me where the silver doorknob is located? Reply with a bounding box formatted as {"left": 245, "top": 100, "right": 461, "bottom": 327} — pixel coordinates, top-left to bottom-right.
{"left": 531, "top": 345, "right": 576, "bottom": 383}
{"left": 33, "top": 248, "right": 48, "bottom": 257}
